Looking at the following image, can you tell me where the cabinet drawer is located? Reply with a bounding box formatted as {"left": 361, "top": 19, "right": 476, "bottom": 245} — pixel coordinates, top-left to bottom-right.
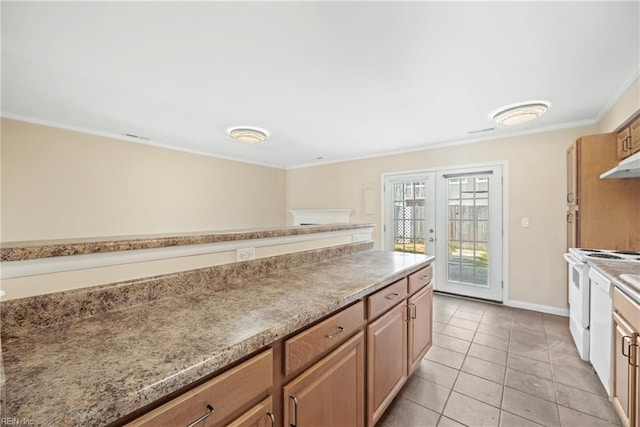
{"left": 127, "top": 349, "right": 273, "bottom": 427}
{"left": 613, "top": 288, "right": 640, "bottom": 332}
{"left": 408, "top": 264, "right": 433, "bottom": 295}
{"left": 367, "top": 278, "right": 408, "bottom": 321}
{"left": 285, "top": 301, "right": 364, "bottom": 377}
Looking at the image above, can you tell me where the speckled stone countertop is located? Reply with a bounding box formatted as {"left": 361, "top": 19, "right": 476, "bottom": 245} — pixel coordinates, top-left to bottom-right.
{"left": 588, "top": 259, "right": 640, "bottom": 303}
{"left": 2, "top": 250, "right": 432, "bottom": 426}
{"left": 1, "top": 223, "right": 374, "bottom": 261}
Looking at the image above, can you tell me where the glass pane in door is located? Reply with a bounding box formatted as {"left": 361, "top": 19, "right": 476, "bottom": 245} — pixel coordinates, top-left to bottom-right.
{"left": 447, "top": 176, "right": 489, "bottom": 286}
{"left": 393, "top": 181, "right": 426, "bottom": 254}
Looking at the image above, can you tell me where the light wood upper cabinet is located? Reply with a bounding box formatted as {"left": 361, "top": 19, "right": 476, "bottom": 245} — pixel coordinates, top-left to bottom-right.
{"left": 631, "top": 115, "right": 640, "bottom": 157}
{"left": 618, "top": 127, "right": 632, "bottom": 160}
{"left": 618, "top": 115, "right": 640, "bottom": 160}
{"left": 283, "top": 332, "right": 365, "bottom": 427}
{"left": 566, "top": 133, "right": 640, "bottom": 250}
{"left": 567, "top": 141, "right": 578, "bottom": 206}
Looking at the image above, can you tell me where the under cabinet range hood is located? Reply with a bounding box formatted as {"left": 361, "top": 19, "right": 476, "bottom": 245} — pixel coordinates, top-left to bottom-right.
{"left": 600, "top": 151, "right": 640, "bottom": 179}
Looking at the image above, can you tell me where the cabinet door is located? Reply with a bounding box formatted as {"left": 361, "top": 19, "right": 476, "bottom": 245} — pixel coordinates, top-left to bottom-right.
{"left": 227, "top": 397, "right": 274, "bottom": 427}
{"left": 408, "top": 284, "right": 433, "bottom": 374}
{"left": 367, "top": 302, "right": 408, "bottom": 426}
{"left": 631, "top": 116, "right": 640, "bottom": 156}
{"left": 630, "top": 333, "right": 640, "bottom": 427}
{"left": 283, "top": 332, "right": 365, "bottom": 427}
{"left": 618, "top": 127, "right": 632, "bottom": 160}
{"left": 566, "top": 207, "right": 578, "bottom": 250}
{"left": 566, "top": 141, "right": 578, "bottom": 205}
{"left": 612, "top": 311, "right": 636, "bottom": 426}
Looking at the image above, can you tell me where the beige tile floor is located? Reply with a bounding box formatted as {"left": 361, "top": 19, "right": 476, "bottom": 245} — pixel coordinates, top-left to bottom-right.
{"left": 378, "top": 293, "right": 621, "bottom": 427}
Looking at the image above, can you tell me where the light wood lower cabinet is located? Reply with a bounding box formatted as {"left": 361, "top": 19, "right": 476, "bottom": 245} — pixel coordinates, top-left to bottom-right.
{"left": 126, "top": 263, "right": 433, "bottom": 427}
{"left": 127, "top": 349, "right": 273, "bottom": 427}
{"left": 408, "top": 284, "right": 433, "bottom": 374}
{"left": 367, "top": 302, "right": 408, "bottom": 426}
{"left": 283, "top": 332, "right": 365, "bottom": 427}
{"left": 612, "top": 288, "right": 640, "bottom": 427}
{"left": 227, "top": 397, "right": 274, "bottom": 427}
{"left": 366, "top": 275, "right": 433, "bottom": 426}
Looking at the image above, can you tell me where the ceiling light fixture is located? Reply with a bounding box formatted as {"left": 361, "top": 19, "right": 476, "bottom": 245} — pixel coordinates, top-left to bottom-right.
{"left": 491, "top": 101, "right": 549, "bottom": 126}
{"left": 228, "top": 127, "right": 269, "bottom": 144}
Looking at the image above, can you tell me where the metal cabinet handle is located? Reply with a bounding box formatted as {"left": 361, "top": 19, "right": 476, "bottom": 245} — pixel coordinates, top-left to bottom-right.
{"left": 420, "top": 276, "right": 431, "bottom": 281}
{"left": 289, "top": 395, "right": 298, "bottom": 427}
{"left": 622, "top": 335, "right": 632, "bottom": 358}
{"left": 325, "top": 326, "right": 345, "bottom": 339}
{"left": 567, "top": 193, "right": 575, "bottom": 204}
{"left": 267, "top": 412, "right": 275, "bottom": 427}
{"left": 410, "top": 303, "right": 417, "bottom": 319}
{"left": 385, "top": 292, "right": 399, "bottom": 300}
{"left": 629, "top": 344, "right": 640, "bottom": 367}
{"left": 186, "top": 404, "right": 214, "bottom": 427}
{"left": 626, "top": 136, "right": 632, "bottom": 151}
{"left": 566, "top": 212, "right": 574, "bottom": 223}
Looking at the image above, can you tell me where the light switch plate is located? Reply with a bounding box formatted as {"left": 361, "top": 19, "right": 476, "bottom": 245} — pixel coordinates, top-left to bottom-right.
{"left": 520, "top": 217, "right": 530, "bottom": 228}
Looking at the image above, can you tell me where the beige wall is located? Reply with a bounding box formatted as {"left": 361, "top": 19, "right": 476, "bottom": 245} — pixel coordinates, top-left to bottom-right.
{"left": 1, "top": 119, "right": 286, "bottom": 242}
{"left": 287, "top": 125, "right": 601, "bottom": 310}
{"left": 598, "top": 76, "right": 640, "bottom": 133}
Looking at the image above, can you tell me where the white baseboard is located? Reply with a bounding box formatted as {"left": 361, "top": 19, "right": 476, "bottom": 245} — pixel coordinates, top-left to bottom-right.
{"left": 505, "top": 299, "right": 569, "bottom": 317}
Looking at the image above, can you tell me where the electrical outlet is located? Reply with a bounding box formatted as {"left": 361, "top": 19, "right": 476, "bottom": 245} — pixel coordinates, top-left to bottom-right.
{"left": 236, "top": 247, "right": 256, "bottom": 262}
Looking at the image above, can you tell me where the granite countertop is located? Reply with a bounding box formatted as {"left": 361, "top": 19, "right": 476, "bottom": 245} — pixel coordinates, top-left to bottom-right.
{"left": 3, "top": 250, "right": 432, "bottom": 426}
{"left": 1, "top": 223, "right": 374, "bottom": 262}
{"left": 588, "top": 259, "right": 640, "bottom": 303}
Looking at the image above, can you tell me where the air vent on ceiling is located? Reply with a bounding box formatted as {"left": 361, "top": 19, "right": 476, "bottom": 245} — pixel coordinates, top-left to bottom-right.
{"left": 124, "top": 133, "right": 150, "bottom": 140}
{"left": 468, "top": 127, "right": 496, "bottom": 135}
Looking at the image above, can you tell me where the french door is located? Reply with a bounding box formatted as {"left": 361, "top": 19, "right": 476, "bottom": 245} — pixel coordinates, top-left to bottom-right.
{"left": 435, "top": 166, "right": 503, "bottom": 301}
{"left": 384, "top": 165, "right": 504, "bottom": 302}
{"left": 383, "top": 174, "right": 436, "bottom": 257}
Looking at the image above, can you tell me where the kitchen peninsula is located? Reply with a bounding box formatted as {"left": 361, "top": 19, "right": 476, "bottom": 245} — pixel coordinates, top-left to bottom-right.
{"left": 0, "top": 224, "right": 433, "bottom": 426}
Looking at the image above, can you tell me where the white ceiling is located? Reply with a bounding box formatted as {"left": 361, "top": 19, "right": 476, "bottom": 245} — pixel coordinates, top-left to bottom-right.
{"left": 2, "top": 1, "right": 639, "bottom": 169}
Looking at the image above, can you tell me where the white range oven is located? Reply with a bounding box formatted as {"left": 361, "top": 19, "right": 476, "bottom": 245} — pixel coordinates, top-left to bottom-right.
{"left": 564, "top": 248, "right": 640, "bottom": 392}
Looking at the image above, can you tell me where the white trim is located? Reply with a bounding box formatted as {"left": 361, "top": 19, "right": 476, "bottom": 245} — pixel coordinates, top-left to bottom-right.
{"left": 502, "top": 161, "right": 510, "bottom": 307}
{"left": 288, "top": 119, "right": 595, "bottom": 170}
{"left": 505, "top": 299, "right": 569, "bottom": 317}
{"left": 0, "top": 227, "right": 373, "bottom": 279}
{"left": 288, "top": 209, "right": 353, "bottom": 225}
{"left": 594, "top": 67, "right": 640, "bottom": 123}
{"left": 0, "top": 113, "right": 284, "bottom": 170}
{"left": 2, "top": 111, "right": 597, "bottom": 171}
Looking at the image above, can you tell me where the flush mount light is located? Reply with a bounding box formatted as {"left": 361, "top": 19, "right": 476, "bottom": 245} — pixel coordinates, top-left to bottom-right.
{"left": 492, "top": 102, "right": 549, "bottom": 126}
{"left": 228, "top": 127, "right": 269, "bottom": 144}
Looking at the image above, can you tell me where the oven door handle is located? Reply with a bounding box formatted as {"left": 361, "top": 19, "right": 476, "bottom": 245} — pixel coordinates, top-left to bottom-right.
{"left": 563, "top": 253, "right": 582, "bottom": 267}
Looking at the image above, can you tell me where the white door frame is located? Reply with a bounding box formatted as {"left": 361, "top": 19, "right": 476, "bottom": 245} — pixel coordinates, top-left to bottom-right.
{"left": 381, "top": 161, "right": 509, "bottom": 303}
{"left": 382, "top": 173, "right": 436, "bottom": 256}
